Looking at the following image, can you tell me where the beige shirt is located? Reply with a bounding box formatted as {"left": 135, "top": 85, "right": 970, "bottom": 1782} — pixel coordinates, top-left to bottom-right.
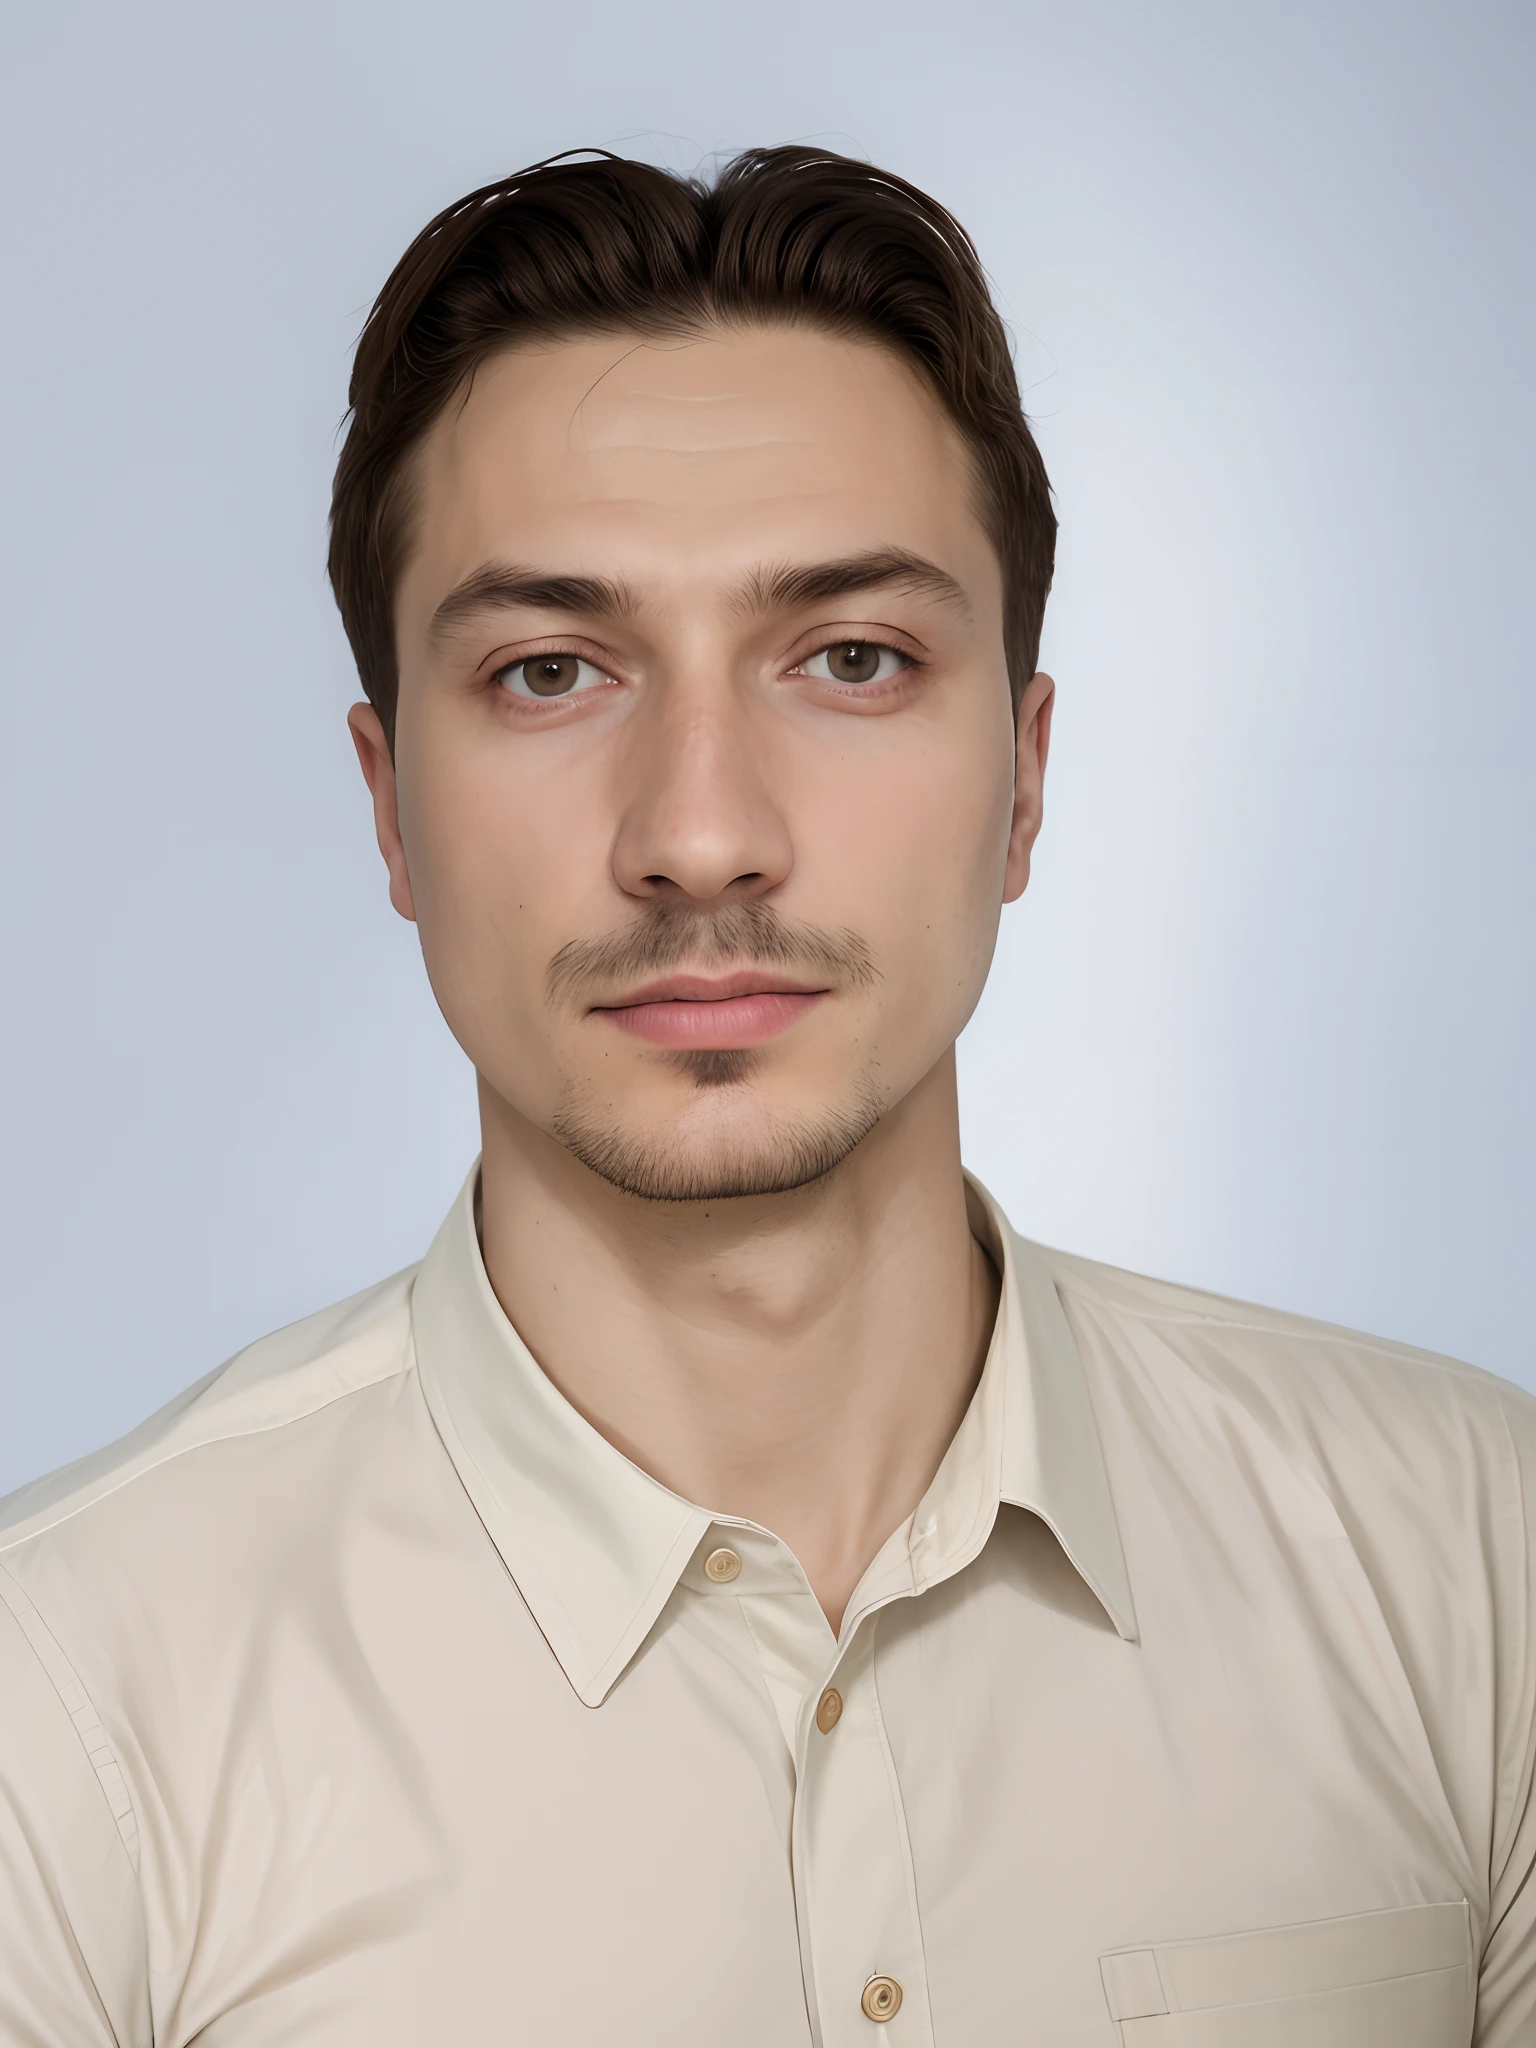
{"left": 2, "top": 1166, "right": 1533, "bottom": 2047}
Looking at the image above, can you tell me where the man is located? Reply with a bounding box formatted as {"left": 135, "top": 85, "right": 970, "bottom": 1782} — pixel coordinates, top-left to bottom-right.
{"left": 0, "top": 146, "right": 1530, "bottom": 2046}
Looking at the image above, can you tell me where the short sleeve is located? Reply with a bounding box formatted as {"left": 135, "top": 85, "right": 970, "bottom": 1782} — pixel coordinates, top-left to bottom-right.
{"left": 0, "top": 1578, "right": 150, "bottom": 2047}
{"left": 1474, "top": 1389, "right": 1536, "bottom": 2043}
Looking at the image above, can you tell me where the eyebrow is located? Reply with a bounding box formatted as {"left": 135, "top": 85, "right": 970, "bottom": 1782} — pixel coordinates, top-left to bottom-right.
{"left": 426, "top": 544, "right": 971, "bottom": 645}
{"left": 735, "top": 548, "right": 972, "bottom": 619}
{"left": 428, "top": 564, "right": 639, "bottom": 644}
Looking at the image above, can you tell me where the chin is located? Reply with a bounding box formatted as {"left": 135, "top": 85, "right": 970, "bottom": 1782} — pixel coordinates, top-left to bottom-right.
{"left": 549, "top": 1071, "right": 888, "bottom": 1204}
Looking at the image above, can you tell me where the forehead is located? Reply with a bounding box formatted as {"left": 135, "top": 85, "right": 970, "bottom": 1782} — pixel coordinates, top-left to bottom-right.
{"left": 398, "top": 325, "right": 991, "bottom": 616}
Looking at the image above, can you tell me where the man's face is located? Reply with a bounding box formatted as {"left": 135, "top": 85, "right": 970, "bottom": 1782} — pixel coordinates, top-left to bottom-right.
{"left": 358, "top": 325, "right": 1050, "bottom": 1200}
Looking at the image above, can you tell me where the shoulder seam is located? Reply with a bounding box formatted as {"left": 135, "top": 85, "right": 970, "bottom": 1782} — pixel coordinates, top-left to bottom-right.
{"left": 1052, "top": 1267, "right": 1487, "bottom": 1380}
{"left": 0, "top": 1350, "right": 412, "bottom": 1559}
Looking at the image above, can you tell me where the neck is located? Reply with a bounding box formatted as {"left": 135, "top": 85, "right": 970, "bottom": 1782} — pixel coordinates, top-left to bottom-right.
{"left": 476, "top": 1053, "right": 998, "bottom": 1632}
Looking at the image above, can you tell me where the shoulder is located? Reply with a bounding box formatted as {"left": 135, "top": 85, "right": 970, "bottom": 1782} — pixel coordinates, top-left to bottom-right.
{"left": 1027, "top": 1234, "right": 1536, "bottom": 1536}
{"left": 1014, "top": 1238, "right": 1536, "bottom": 1907}
{"left": 0, "top": 1266, "right": 432, "bottom": 2026}
{"left": 1039, "top": 1235, "right": 1530, "bottom": 1423}
{"left": 0, "top": 1262, "right": 422, "bottom": 1567}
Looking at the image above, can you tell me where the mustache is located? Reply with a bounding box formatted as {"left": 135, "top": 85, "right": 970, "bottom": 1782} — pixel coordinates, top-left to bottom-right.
{"left": 546, "top": 900, "right": 878, "bottom": 1007}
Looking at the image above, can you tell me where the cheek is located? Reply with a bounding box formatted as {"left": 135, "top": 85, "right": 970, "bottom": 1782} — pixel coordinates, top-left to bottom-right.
{"left": 393, "top": 733, "right": 576, "bottom": 1027}
{"left": 806, "top": 717, "right": 1015, "bottom": 995}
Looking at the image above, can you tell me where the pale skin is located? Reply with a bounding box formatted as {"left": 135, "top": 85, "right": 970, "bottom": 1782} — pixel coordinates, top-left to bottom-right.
{"left": 352, "top": 325, "right": 1053, "bottom": 1631}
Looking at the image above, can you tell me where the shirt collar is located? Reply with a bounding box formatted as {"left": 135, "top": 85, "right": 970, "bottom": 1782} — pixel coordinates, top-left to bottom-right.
{"left": 411, "top": 1162, "right": 1136, "bottom": 1707}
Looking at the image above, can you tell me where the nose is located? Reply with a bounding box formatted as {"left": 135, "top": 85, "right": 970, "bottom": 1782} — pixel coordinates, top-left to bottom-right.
{"left": 611, "top": 680, "right": 793, "bottom": 905}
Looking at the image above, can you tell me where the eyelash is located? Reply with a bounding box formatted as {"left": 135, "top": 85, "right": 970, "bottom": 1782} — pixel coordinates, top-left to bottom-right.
{"left": 493, "top": 652, "right": 617, "bottom": 702}
{"left": 792, "top": 640, "right": 913, "bottom": 689}
{"left": 488, "top": 635, "right": 918, "bottom": 706}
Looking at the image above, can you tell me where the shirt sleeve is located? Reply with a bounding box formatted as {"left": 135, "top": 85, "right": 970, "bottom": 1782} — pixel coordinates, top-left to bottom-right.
{"left": 0, "top": 1580, "right": 150, "bottom": 2047}
{"left": 1474, "top": 1389, "right": 1536, "bottom": 2044}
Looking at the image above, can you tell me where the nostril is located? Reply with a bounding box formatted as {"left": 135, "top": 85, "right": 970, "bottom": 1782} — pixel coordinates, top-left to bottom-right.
{"left": 638, "top": 871, "right": 767, "bottom": 894}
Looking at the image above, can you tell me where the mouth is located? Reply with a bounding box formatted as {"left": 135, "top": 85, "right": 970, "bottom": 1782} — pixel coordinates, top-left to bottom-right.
{"left": 590, "top": 971, "right": 830, "bottom": 1049}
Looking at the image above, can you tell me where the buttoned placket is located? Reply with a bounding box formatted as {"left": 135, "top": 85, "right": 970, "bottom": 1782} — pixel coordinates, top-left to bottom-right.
{"left": 687, "top": 1522, "right": 950, "bottom": 2048}
{"left": 415, "top": 1162, "right": 1138, "bottom": 2041}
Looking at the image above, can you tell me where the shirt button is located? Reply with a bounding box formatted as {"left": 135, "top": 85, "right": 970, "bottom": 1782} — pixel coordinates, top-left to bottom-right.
{"left": 703, "top": 1546, "right": 742, "bottom": 1583}
{"left": 815, "top": 1686, "right": 844, "bottom": 1733}
{"left": 861, "top": 1976, "right": 903, "bottom": 2022}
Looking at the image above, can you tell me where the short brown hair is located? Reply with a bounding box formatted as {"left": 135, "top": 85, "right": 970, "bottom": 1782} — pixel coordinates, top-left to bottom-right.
{"left": 328, "top": 147, "right": 1055, "bottom": 745}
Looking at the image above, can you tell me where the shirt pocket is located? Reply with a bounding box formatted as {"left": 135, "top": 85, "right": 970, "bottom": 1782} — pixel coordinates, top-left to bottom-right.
{"left": 1099, "top": 1900, "right": 1472, "bottom": 2046}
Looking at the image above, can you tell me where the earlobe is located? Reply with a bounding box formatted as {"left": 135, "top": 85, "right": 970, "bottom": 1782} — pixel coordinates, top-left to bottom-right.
{"left": 1002, "top": 670, "right": 1054, "bottom": 906}
{"left": 347, "top": 702, "right": 417, "bottom": 923}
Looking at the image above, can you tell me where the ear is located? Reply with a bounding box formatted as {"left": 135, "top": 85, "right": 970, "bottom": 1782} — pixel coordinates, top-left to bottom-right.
{"left": 348, "top": 702, "right": 417, "bottom": 923}
{"left": 1002, "top": 671, "right": 1054, "bottom": 905}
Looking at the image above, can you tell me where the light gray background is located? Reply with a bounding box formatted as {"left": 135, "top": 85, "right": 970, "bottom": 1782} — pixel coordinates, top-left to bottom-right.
{"left": 2, "top": 0, "right": 1531, "bottom": 1495}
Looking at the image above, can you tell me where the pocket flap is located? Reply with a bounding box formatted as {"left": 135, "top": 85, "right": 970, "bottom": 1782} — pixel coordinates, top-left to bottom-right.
{"left": 1100, "top": 1900, "right": 1470, "bottom": 2019}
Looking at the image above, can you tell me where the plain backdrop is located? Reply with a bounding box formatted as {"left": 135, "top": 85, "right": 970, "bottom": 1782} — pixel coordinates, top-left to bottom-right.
{"left": 1, "top": 0, "right": 1531, "bottom": 1496}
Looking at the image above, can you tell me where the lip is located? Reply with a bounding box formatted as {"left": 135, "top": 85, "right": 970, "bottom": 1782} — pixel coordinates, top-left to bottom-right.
{"left": 608, "top": 971, "right": 827, "bottom": 1006}
{"left": 592, "top": 972, "right": 829, "bottom": 1049}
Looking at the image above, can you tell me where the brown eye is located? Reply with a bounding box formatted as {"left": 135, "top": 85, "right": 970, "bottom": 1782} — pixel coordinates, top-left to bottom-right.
{"left": 800, "top": 641, "right": 907, "bottom": 689}
{"left": 493, "top": 651, "right": 614, "bottom": 708}
{"left": 521, "top": 655, "right": 582, "bottom": 696}
{"left": 497, "top": 653, "right": 613, "bottom": 702}
{"left": 826, "top": 642, "right": 881, "bottom": 683}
